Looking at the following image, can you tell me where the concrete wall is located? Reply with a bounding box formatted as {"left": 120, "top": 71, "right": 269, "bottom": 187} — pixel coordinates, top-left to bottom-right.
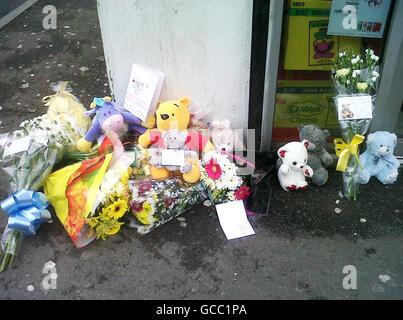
{"left": 97, "top": 0, "right": 253, "bottom": 130}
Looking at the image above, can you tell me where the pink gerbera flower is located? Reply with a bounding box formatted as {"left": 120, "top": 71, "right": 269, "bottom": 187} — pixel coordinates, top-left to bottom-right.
{"left": 131, "top": 201, "right": 144, "bottom": 213}
{"left": 138, "top": 182, "right": 152, "bottom": 194}
{"left": 205, "top": 158, "right": 222, "bottom": 180}
{"left": 234, "top": 186, "right": 250, "bottom": 200}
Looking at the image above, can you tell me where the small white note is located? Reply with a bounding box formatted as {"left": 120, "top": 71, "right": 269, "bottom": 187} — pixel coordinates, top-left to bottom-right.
{"left": 3, "top": 136, "right": 31, "bottom": 158}
{"left": 123, "top": 64, "right": 165, "bottom": 121}
{"left": 215, "top": 200, "right": 255, "bottom": 240}
{"left": 337, "top": 95, "right": 373, "bottom": 120}
{"left": 161, "top": 149, "right": 185, "bottom": 166}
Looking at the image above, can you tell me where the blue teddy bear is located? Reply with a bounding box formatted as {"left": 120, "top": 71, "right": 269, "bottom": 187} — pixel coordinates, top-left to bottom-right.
{"left": 358, "top": 131, "right": 400, "bottom": 185}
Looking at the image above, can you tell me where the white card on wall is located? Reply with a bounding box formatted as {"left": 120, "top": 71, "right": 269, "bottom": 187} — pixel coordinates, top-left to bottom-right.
{"left": 337, "top": 95, "right": 373, "bottom": 120}
{"left": 123, "top": 64, "right": 165, "bottom": 121}
{"left": 215, "top": 200, "right": 255, "bottom": 240}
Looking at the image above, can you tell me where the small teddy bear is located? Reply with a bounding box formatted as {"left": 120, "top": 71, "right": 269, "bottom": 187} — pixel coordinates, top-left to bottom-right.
{"left": 358, "top": 131, "right": 400, "bottom": 185}
{"left": 277, "top": 140, "right": 314, "bottom": 191}
{"left": 340, "top": 103, "right": 354, "bottom": 120}
{"left": 210, "top": 119, "right": 245, "bottom": 153}
{"left": 147, "top": 129, "right": 198, "bottom": 174}
{"left": 298, "top": 124, "right": 335, "bottom": 186}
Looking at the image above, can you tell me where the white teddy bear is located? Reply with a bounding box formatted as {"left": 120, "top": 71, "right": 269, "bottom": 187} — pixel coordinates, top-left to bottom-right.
{"left": 210, "top": 119, "right": 245, "bottom": 153}
{"left": 277, "top": 140, "right": 314, "bottom": 191}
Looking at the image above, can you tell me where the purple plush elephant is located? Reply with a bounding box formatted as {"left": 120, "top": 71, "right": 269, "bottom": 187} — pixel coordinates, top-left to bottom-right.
{"left": 76, "top": 97, "right": 151, "bottom": 153}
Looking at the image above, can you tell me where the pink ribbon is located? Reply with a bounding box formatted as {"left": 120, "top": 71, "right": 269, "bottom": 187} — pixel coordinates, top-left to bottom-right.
{"left": 220, "top": 150, "right": 256, "bottom": 169}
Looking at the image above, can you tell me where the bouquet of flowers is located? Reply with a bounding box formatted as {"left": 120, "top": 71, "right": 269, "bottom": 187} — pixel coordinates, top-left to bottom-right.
{"left": 331, "top": 48, "right": 381, "bottom": 200}
{"left": 198, "top": 150, "right": 251, "bottom": 205}
{"left": 86, "top": 158, "right": 133, "bottom": 240}
{"left": 0, "top": 114, "right": 80, "bottom": 271}
{"left": 128, "top": 177, "right": 207, "bottom": 234}
{"left": 43, "top": 141, "right": 138, "bottom": 247}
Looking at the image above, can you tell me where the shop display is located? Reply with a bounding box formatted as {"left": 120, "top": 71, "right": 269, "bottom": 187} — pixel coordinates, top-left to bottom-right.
{"left": 272, "top": 80, "right": 339, "bottom": 142}
{"left": 298, "top": 124, "right": 335, "bottom": 186}
{"left": 331, "top": 48, "right": 380, "bottom": 200}
{"left": 277, "top": 140, "right": 313, "bottom": 192}
{"left": 327, "top": 0, "right": 392, "bottom": 39}
{"left": 282, "top": 0, "right": 361, "bottom": 71}
{"left": 357, "top": 131, "right": 400, "bottom": 185}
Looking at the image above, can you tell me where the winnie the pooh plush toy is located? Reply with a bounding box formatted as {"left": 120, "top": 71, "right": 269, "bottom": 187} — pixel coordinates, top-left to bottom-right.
{"left": 138, "top": 96, "right": 215, "bottom": 183}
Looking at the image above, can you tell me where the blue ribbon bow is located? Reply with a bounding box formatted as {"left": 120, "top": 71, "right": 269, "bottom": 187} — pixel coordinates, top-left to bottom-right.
{"left": 1, "top": 189, "right": 51, "bottom": 236}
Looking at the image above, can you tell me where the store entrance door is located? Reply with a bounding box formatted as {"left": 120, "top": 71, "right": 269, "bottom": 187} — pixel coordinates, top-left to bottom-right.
{"left": 369, "top": 1, "right": 403, "bottom": 159}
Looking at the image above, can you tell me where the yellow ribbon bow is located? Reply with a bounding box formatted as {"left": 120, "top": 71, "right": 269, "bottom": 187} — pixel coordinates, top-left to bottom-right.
{"left": 42, "top": 81, "right": 69, "bottom": 106}
{"left": 334, "top": 134, "right": 365, "bottom": 172}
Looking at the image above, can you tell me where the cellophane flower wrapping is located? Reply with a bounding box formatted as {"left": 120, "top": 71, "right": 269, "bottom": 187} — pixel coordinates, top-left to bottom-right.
{"left": 128, "top": 175, "right": 207, "bottom": 234}
{"left": 331, "top": 49, "right": 380, "bottom": 200}
{"left": 198, "top": 150, "right": 251, "bottom": 206}
{"left": 84, "top": 150, "right": 135, "bottom": 242}
{"left": 0, "top": 113, "right": 78, "bottom": 271}
{"left": 126, "top": 144, "right": 206, "bottom": 234}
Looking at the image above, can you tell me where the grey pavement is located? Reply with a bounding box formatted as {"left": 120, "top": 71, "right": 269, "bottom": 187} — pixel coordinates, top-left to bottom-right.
{"left": 0, "top": 0, "right": 402, "bottom": 300}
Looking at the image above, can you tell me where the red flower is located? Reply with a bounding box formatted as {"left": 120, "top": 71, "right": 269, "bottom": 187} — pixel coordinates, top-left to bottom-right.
{"left": 205, "top": 158, "right": 222, "bottom": 180}
{"left": 234, "top": 186, "right": 250, "bottom": 200}
{"left": 131, "top": 201, "right": 144, "bottom": 213}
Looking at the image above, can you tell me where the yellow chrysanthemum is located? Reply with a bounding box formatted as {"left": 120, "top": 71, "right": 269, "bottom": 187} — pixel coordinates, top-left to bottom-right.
{"left": 86, "top": 216, "right": 99, "bottom": 228}
{"left": 95, "top": 219, "right": 123, "bottom": 239}
{"left": 104, "top": 222, "right": 122, "bottom": 235}
{"left": 106, "top": 199, "right": 128, "bottom": 220}
{"left": 356, "top": 82, "right": 368, "bottom": 91}
{"left": 120, "top": 167, "right": 132, "bottom": 186}
{"left": 133, "top": 201, "right": 153, "bottom": 225}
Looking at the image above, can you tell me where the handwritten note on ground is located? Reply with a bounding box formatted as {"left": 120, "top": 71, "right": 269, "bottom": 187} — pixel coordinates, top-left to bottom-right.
{"left": 215, "top": 200, "right": 255, "bottom": 240}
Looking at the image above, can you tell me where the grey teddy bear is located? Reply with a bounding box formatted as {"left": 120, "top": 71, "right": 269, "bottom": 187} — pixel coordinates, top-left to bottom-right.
{"left": 297, "top": 125, "right": 335, "bottom": 186}
{"left": 148, "top": 129, "right": 198, "bottom": 173}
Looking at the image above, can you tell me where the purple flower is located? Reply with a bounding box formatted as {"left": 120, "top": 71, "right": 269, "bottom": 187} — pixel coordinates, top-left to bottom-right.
{"left": 163, "top": 197, "right": 175, "bottom": 207}
{"left": 138, "top": 182, "right": 152, "bottom": 194}
{"left": 130, "top": 201, "right": 144, "bottom": 213}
